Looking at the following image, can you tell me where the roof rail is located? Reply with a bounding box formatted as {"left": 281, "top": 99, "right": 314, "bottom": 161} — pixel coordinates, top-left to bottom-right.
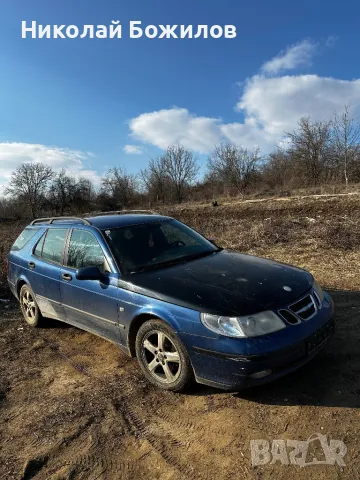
{"left": 93, "top": 210, "right": 158, "bottom": 216}
{"left": 30, "top": 217, "right": 91, "bottom": 226}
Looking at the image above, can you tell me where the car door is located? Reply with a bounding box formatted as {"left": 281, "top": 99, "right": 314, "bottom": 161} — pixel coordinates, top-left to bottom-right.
{"left": 30, "top": 227, "right": 68, "bottom": 321}
{"left": 60, "top": 228, "right": 123, "bottom": 343}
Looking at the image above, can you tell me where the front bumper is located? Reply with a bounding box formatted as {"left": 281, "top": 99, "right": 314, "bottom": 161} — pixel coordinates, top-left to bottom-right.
{"left": 179, "top": 292, "right": 335, "bottom": 390}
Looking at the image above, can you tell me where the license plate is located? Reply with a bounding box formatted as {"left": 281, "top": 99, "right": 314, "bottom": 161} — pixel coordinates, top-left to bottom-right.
{"left": 306, "top": 320, "right": 334, "bottom": 355}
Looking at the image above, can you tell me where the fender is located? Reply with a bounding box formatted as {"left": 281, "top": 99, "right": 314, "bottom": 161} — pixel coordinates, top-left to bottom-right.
{"left": 129, "top": 304, "right": 183, "bottom": 332}
{"left": 15, "top": 273, "right": 32, "bottom": 298}
{"left": 124, "top": 298, "right": 204, "bottom": 357}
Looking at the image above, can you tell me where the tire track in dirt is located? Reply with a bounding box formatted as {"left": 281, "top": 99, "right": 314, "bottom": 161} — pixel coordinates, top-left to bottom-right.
{"left": 128, "top": 405, "right": 251, "bottom": 479}
{"left": 49, "top": 403, "right": 148, "bottom": 480}
{"left": 20, "top": 416, "right": 96, "bottom": 480}
{"left": 24, "top": 330, "right": 192, "bottom": 479}
{"left": 3, "top": 321, "right": 252, "bottom": 480}
{"left": 49, "top": 454, "right": 142, "bottom": 480}
{"left": 113, "top": 398, "right": 199, "bottom": 479}
{"left": 34, "top": 331, "right": 212, "bottom": 479}
{"left": 20, "top": 406, "right": 145, "bottom": 480}
{"left": 0, "top": 326, "right": 136, "bottom": 479}
{"left": 110, "top": 374, "right": 250, "bottom": 480}
{"left": 40, "top": 330, "right": 252, "bottom": 479}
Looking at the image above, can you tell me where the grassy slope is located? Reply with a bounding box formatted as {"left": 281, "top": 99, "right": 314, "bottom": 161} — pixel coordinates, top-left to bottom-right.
{"left": 161, "top": 193, "right": 360, "bottom": 291}
{"left": 1, "top": 193, "right": 360, "bottom": 291}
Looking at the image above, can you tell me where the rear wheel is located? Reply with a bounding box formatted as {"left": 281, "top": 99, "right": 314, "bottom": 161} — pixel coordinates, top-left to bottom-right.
{"left": 19, "top": 284, "right": 42, "bottom": 327}
{"left": 135, "top": 319, "right": 194, "bottom": 392}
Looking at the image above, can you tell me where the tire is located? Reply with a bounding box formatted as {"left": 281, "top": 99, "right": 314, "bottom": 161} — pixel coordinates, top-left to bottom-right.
{"left": 135, "top": 319, "right": 194, "bottom": 392}
{"left": 19, "top": 284, "right": 43, "bottom": 327}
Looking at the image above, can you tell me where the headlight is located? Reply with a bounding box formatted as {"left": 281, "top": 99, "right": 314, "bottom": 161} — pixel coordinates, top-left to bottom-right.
{"left": 313, "top": 280, "right": 325, "bottom": 302}
{"left": 200, "top": 311, "right": 286, "bottom": 338}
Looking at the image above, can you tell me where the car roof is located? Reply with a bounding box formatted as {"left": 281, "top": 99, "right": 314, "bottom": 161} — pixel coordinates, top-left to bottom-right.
{"left": 28, "top": 214, "right": 172, "bottom": 230}
{"left": 85, "top": 214, "right": 171, "bottom": 230}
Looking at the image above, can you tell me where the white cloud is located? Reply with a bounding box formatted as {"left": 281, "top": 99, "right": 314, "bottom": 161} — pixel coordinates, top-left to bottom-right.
{"left": 128, "top": 106, "right": 277, "bottom": 153}
{"left": 261, "top": 39, "right": 317, "bottom": 74}
{"left": 237, "top": 74, "right": 360, "bottom": 137}
{"left": 220, "top": 120, "right": 277, "bottom": 152}
{"left": 325, "top": 36, "right": 337, "bottom": 48}
{"left": 129, "top": 108, "right": 222, "bottom": 153}
{"left": 123, "top": 144, "right": 143, "bottom": 155}
{"left": 0, "top": 142, "right": 101, "bottom": 195}
{"left": 127, "top": 39, "right": 360, "bottom": 155}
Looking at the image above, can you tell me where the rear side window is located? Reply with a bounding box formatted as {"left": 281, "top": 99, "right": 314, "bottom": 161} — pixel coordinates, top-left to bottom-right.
{"left": 40, "top": 229, "right": 68, "bottom": 264}
{"left": 34, "top": 232, "right": 46, "bottom": 257}
{"left": 66, "top": 230, "right": 105, "bottom": 269}
{"left": 11, "top": 228, "right": 40, "bottom": 251}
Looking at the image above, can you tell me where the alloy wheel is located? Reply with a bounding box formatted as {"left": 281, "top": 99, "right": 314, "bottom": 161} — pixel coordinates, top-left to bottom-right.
{"left": 141, "top": 330, "right": 182, "bottom": 384}
{"left": 22, "top": 289, "right": 37, "bottom": 323}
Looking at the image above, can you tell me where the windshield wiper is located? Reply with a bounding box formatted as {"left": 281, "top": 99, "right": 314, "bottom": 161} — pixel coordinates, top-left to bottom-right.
{"left": 181, "top": 248, "right": 222, "bottom": 262}
{"left": 130, "top": 248, "right": 221, "bottom": 274}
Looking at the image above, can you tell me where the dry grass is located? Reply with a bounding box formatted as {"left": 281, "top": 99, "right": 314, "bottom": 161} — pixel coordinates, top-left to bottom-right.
{"left": 162, "top": 193, "right": 360, "bottom": 291}
{"left": 2, "top": 193, "right": 360, "bottom": 292}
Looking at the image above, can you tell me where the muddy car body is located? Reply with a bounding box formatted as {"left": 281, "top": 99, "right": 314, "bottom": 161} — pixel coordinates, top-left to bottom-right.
{"left": 7, "top": 213, "right": 335, "bottom": 391}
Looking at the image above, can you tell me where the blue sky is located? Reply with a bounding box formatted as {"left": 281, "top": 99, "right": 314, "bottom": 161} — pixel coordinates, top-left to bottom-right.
{"left": 1, "top": 0, "right": 360, "bottom": 190}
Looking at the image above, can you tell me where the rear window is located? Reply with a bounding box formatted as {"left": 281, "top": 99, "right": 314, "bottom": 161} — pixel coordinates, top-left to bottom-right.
{"left": 11, "top": 228, "right": 40, "bottom": 251}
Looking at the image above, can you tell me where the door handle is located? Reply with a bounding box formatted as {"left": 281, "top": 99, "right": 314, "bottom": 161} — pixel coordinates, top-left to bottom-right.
{"left": 28, "top": 261, "right": 35, "bottom": 269}
{"left": 62, "top": 273, "right": 72, "bottom": 281}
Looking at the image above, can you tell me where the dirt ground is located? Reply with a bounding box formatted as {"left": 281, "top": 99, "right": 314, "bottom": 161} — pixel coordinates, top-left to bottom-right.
{"left": 0, "top": 288, "right": 359, "bottom": 480}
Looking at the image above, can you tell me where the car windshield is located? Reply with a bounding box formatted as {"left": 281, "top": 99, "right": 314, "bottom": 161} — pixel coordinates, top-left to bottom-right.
{"left": 104, "top": 219, "right": 220, "bottom": 273}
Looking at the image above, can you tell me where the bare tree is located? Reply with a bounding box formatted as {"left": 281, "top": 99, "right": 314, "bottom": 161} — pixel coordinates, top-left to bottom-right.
{"left": 5, "top": 162, "right": 54, "bottom": 218}
{"left": 332, "top": 105, "right": 360, "bottom": 186}
{"left": 162, "top": 145, "right": 199, "bottom": 203}
{"left": 208, "top": 144, "right": 261, "bottom": 195}
{"left": 140, "top": 156, "right": 172, "bottom": 204}
{"left": 101, "top": 167, "right": 137, "bottom": 210}
{"left": 72, "top": 177, "right": 96, "bottom": 213}
{"left": 286, "top": 117, "right": 331, "bottom": 186}
{"left": 48, "top": 169, "right": 77, "bottom": 215}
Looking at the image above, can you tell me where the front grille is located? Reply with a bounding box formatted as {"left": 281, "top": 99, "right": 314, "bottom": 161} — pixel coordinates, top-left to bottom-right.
{"left": 289, "top": 294, "right": 317, "bottom": 320}
{"left": 278, "top": 309, "right": 300, "bottom": 325}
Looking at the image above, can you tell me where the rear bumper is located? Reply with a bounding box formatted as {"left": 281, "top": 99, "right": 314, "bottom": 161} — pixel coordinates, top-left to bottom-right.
{"left": 7, "top": 279, "right": 18, "bottom": 300}
{"left": 181, "top": 293, "right": 335, "bottom": 390}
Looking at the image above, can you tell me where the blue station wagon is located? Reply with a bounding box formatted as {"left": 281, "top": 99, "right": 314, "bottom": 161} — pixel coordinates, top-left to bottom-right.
{"left": 7, "top": 212, "right": 335, "bottom": 392}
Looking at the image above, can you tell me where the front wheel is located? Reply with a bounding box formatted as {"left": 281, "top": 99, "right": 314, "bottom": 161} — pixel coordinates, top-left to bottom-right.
{"left": 135, "top": 319, "right": 194, "bottom": 392}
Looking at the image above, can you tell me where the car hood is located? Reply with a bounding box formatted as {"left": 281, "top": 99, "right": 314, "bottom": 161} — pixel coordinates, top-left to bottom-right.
{"left": 118, "top": 250, "right": 313, "bottom": 316}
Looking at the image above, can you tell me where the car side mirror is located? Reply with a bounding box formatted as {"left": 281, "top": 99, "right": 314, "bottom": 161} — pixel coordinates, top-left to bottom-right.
{"left": 76, "top": 265, "right": 104, "bottom": 281}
